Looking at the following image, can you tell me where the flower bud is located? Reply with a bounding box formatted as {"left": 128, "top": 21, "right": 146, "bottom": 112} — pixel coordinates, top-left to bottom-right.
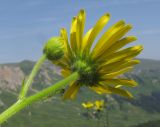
{"left": 43, "top": 37, "right": 64, "bottom": 61}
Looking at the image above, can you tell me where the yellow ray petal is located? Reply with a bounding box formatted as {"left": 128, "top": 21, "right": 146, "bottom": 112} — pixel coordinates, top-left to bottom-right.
{"left": 76, "top": 9, "right": 86, "bottom": 52}
{"left": 82, "top": 102, "right": 94, "bottom": 109}
{"left": 92, "top": 20, "right": 125, "bottom": 55}
{"left": 104, "top": 85, "right": 133, "bottom": 98}
{"left": 123, "top": 52, "right": 143, "bottom": 61}
{"left": 90, "top": 85, "right": 112, "bottom": 94}
{"left": 63, "top": 83, "right": 80, "bottom": 100}
{"left": 101, "top": 67, "right": 133, "bottom": 78}
{"left": 84, "top": 13, "right": 110, "bottom": 54}
{"left": 103, "top": 36, "right": 137, "bottom": 56}
{"left": 99, "top": 59, "right": 135, "bottom": 69}
{"left": 93, "top": 24, "right": 133, "bottom": 60}
{"left": 115, "top": 85, "right": 122, "bottom": 88}
{"left": 82, "top": 28, "right": 93, "bottom": 53}
{"left": 101, "top": 24, "right": 133, "bottom": 51}
{"left": 99, "top": 59, "right": 128, "bottom": 70}
{"left": 70, "top": 17, "right": 78, "bottom": 54}
{"left": 99, "top": 45, "right": 143, "bottom": 64}
{"left": 100, "top": 60, "right": 140, "bottom": 73}
{"left": 91, "top": 84, "right": 133, "bottom": 98}
{"left": 60, "top": 28, "right": 72, "bottom": 58}
{"left": 101, "top": 78, "right": 138, "bottom": 87}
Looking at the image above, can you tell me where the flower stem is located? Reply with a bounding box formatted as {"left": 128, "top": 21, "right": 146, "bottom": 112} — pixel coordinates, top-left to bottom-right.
{"left": 0, "top": 72, "right": 79, "bottom": 124}
{"left": 19, "top": 54, "right": 46, "bottom": 99}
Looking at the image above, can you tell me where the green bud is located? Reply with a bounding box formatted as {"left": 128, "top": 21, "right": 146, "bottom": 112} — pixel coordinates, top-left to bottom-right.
{"left": 43, "top": 37, "right": 64, "bottom": 61}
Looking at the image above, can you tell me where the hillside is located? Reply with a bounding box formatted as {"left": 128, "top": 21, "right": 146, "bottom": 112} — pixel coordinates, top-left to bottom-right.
{"left": 0, "top": 58, "right": 160, "bottom": 127}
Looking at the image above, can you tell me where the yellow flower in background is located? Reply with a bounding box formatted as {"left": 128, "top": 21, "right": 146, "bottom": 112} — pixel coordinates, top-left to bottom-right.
{"left": 94, "top": 100, "right": 105, "bottom": 111}
{"left": 56, "top": 9, "right": 143, "bottom": 99}
{"left": 82, "top": 102, "right": 94, "bottom": 109}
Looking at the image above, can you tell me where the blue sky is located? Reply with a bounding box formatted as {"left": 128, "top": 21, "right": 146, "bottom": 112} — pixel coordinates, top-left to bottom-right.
{"left": 0, "top": 0, "right": 160, "bottom": 63}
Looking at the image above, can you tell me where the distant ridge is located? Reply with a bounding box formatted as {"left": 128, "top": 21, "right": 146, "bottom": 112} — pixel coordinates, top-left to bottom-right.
{"left": 0, "top": 58, "right": 160, "bottom": 127}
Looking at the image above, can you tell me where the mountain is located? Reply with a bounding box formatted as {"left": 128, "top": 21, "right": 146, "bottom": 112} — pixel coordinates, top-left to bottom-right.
{"left": 0, "top": 58, "right": 160, "bottom": 127}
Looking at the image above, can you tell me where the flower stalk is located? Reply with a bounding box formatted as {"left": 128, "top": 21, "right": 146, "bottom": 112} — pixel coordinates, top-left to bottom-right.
{"left": 0, "top": 36, "right": 68, "bottom": 124}
{"left": 0, "top": 72, "right": 79, "bottom": 124}
{"left": 19, "top": 54, "right": 47, "bottom": 99}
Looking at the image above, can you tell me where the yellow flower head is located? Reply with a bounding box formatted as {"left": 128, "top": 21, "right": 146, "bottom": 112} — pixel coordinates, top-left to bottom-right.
{"left": 82, "top": 102, "right": 94, "bottom": 109}
{"left": 57, "top": 9, "right": 143, "bottom": 99}
{"left": 95, "top": 100, "right": 105, "bottom": 111}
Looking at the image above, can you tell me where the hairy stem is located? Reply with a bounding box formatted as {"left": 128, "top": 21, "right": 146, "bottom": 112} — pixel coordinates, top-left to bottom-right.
{"left": 19, "top": 54, "right": 46, "bottom": 99}
{"left": 0, "top": 72, "right": 79, "bottom": 124}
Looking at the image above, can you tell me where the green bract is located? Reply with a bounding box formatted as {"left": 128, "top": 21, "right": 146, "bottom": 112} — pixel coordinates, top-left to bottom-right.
{"left": 43, "top": 37, "right": 64, "bottom": 61}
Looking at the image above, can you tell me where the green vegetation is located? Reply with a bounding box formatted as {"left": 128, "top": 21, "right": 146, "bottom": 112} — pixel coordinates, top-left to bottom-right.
{"left": 0, "top": 58, "right": 160, "bottom": 127}
{"left": 131, "top": 120, "right": 160, "bottom": 127}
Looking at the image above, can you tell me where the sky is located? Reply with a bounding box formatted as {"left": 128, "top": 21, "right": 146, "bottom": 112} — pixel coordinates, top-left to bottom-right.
{"left": 0, "top": 0, "right": 160, "bottom": 63}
